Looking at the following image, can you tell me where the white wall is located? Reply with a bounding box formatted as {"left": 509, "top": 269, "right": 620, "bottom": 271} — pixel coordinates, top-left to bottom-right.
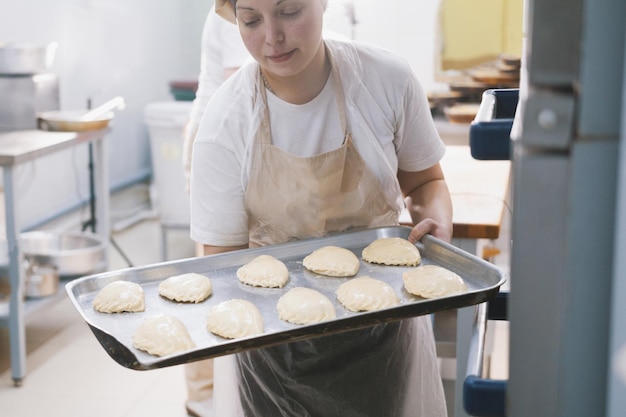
{"left": 328, "top": 0, "right": 444, "bottom": 91}
{"left": 0, "top": 0, "right": 442, "bottom": 230}
{"left": 0, "top": 0, "right": 210, "bottom": 229}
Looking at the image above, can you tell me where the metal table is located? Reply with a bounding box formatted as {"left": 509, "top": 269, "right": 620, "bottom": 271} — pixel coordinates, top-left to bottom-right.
{"left": 0, "top": 129, "right": 110, "bottom": 386}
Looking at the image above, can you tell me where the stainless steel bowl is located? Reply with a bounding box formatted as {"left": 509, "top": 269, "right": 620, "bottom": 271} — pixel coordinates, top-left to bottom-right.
{"left": 19, "top": 231, "right": 106, "bottom": 277}
{"left": 24, "top": 262, "right": 59, "bottom": 298}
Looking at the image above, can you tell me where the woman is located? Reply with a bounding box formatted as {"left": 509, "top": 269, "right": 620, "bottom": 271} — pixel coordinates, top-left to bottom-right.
{"left": 190, "top": 1, "right": 452, "bottom": 416}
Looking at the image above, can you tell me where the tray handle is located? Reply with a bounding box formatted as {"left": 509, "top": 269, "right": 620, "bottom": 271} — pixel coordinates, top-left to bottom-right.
{"left": 463, "top": 293, "right": 509, "bottom": 417}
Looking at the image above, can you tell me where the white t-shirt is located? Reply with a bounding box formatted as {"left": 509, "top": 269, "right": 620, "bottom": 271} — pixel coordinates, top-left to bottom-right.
{"left": 190, "top": 39, "right": 445, "bottom": 247}
{"left": 265, "top": 74, "right": 343, "bottom": 156}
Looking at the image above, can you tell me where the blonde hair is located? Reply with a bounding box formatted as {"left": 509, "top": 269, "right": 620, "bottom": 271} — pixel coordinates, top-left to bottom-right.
{"left": 233, "top": 0, "right": 329, "bottom": 10}
{"left": 218, "top": 0, "right": 329, "bottom": 23}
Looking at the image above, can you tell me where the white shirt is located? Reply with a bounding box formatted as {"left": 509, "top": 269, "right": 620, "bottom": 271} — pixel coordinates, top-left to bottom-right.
{"left": 265, "top": 74, "right": 343, "bottom": 156}
{"left": 191, "top": 39, "right": 445, "bottom": 247}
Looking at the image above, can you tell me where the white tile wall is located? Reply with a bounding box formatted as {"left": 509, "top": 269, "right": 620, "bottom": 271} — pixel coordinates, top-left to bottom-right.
{"left": 328, "top": 0, "right": 445, "bottom": 91}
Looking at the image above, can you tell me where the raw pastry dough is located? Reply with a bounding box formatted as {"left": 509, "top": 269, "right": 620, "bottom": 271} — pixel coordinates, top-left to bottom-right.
{"left": 237, "top": 255, "right": 289, "bottom": 288}
{"left": 277, "top": 287, "right": 336, "bottom": 324}
{"left": 92, "top": 280, "right": 145, "bottom": 313}
{"left": 336, "top": 276, "right": 400, "bottom": 312}
{"left": 133, "top": 314, "right": 195, "bottom": 357}
{"left": 158, "top": 273, "right": 212, "bottom": 303}
{"left": 302, "top": 246, "right": 359, "bottom": 277}
{"left": 362, "top": 237, "right": 421, "bottom": 266}
{"left": 403, "top": 265, "right": 467, "bottom": 299}
{"left": 206, "top": 299, "right": 264, "bottom": 339}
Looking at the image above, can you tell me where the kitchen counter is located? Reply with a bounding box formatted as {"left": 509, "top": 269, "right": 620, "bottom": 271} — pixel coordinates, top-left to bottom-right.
{"left": 0, "top": 129, "right": 106, "bottom": 165}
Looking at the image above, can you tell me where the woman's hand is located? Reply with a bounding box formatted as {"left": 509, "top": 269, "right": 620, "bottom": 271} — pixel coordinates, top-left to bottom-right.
{"left": 408, "top": 217, "right": 452, "bottom": 244}
{"left": 203, "top": 244, "right": 248, "bottom": 256}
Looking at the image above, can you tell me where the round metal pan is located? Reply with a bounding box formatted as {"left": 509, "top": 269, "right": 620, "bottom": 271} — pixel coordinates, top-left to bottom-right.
{"left": 19, "top": 231, "right": 107, "bottom": 277}
{"left": 37, "top": 110, "right": 113, "bottom": 132}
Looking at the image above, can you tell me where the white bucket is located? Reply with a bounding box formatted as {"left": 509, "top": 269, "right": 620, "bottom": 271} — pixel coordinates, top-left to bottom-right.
{"left": 144, "top": 101, "right": 193, "bottom": 227}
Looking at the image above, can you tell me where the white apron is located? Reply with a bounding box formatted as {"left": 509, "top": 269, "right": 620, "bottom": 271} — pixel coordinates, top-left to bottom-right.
{"left": 214, "top": 49, "right": 446, "bottom": 417}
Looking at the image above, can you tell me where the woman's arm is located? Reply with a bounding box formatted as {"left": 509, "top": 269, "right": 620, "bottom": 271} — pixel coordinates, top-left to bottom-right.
{"left": 397, "top": 163, "right": 453, "bottom": 243}
{"left": 202, "top": 244, "right": 249, "bottom": 256}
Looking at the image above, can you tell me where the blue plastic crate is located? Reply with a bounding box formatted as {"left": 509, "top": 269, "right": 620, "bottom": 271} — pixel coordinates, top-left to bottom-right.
{"left": 469, "top": 89, "right": 518, "bottom": 161}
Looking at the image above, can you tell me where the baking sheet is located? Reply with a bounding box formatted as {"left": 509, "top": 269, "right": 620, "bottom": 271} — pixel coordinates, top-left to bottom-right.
{"left": 66, "top": 226, "right": 506, "bottom": 370}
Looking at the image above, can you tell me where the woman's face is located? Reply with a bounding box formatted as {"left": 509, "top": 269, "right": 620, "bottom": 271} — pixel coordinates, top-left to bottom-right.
{"left": 235, "top": 0, "right": 326, "bottom": 78}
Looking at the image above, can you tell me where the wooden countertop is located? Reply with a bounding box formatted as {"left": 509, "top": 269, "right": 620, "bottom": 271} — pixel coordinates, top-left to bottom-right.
{"left": 400, "top": 145, "right": 511, "bottom": 239}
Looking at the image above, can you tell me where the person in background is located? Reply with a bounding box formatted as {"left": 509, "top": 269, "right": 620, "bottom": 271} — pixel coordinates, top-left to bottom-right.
{"left": 182, "top": 6, "right": 251, "bottom": 193}
{"left": 181, "top": 5, "right": 249, "bottom": 417}
{"left": 190, "top": 0, "right": 453, "bottom": 416}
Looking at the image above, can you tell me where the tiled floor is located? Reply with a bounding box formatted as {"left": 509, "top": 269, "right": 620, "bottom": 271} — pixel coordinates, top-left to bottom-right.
{"left": 0, "top": 191, "right": 197, "bottom": 416}
{"left": 0, "top": 184, "right": 511, "bottom": 417}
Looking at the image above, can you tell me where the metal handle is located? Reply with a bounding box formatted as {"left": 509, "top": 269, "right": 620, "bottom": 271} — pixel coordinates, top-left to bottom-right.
{"left": 463, "top": 300, "right": 507, "bottom": 417}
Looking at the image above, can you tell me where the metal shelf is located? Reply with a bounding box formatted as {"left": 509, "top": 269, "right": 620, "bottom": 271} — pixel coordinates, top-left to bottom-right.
{"left": 0, "top": 284, "right": 68, "bottom": 326}
{"left": 0, "top": 129, "right": 110, "bottom": 386}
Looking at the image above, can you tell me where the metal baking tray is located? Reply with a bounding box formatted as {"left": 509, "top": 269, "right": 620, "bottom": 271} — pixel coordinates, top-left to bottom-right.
{"left": 66, "top": 226, "right": 506, "bottom": 370}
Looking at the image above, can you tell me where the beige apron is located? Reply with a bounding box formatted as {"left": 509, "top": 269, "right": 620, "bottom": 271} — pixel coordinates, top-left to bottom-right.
{"left": 244, "top": 53, "right": 398, "bottom": 248}
{"left": 220, "top": 50, "right": 446, "bottom": 417}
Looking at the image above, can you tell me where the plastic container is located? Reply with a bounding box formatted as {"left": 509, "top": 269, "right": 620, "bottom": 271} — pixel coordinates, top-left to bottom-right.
{"left": 469, "top": 89, "right": 519, "bottom": 161}
{"left": 0, "top": 42, "right": 57, "bottom": 75}
{"left": 144, "top": 101, "right": 193, "bottom": 228}
{"left": 169, "top": 80, "right": 198, "bottom": 101}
